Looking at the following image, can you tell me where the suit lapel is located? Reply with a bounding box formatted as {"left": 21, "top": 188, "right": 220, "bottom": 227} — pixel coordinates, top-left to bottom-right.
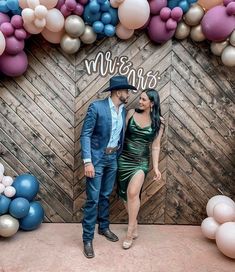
{"left": 104, "top": 98, "right": 112, "bottom": 138}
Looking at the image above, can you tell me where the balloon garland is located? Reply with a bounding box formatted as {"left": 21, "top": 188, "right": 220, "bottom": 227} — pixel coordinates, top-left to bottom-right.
{"left": 0, "top": 0, "right": 235, "bottom": 77}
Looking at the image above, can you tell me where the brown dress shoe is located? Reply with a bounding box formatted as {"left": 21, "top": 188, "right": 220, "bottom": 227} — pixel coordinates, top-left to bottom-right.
{"left": 83, "top": 241, "right": 95, "bottom": 258}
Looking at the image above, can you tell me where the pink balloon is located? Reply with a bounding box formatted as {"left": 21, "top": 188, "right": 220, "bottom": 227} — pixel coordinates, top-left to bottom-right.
{"left": 73, "top": 3, "right": 84, "bottom": 16}
{"left": 79, "top": 0, "right": 88, "bottom": 4}
{"left": 216, "top": 222, "right": 235, "bottom": 259}
{"left": 148, "top": 15, "right": 175, "bottom": 43}
{"left": 46, "top": 9, "right": 65, "bottom": 32}
{"left": 213, "top": 202, "right": 235, "bottom": 224}
{"left": 206, "top": 195, "right": 235, "bottom": 217}
{"left": 0, "top": 12, "right": 10, "bottom": 25}
{"left": 171, "top": 7, "right": 183, "bottom": 22}
{"left": 5, "top": 36, "right": 25, "bottom": 55}
{"left": 65, "top": 0, "right": 77, "bottom": 11}
{"left": 166, "top": 18, "right": 177, "bottom": 31}
{"left": 56, "top": 0, "right": 65, "bottom": 9}
{"left": 11, "top": 15, "right": 23, "bottom": 29}
{"left": 201, "top": 217, "right": 220, "bottom": 239}
{"left": 41, "top": 27, "right": 65, "bottom": 44}
{"left": 226, "top": 2, "right": 235, "bottom": 15}
{"left": 14, "top": 29, "right": 27, "bottom": 40}
{"left": 60, "top": 4, "right": 71, "bottom": 17}
{"left": 0, "top": 51, "right": 28, "bottom": 77}
{"left": 224, "top": 0, "right": 234, "bottom": 6}
{"left": 116, "top": 23, "right": 134, "bottom": 39}
{"left": 149, "top": 0, "right": 167, "bottom": 15}
{"left": 201, "top": 6, "right": 235, "bottom": 41}
{"left": 0, "top": 23, "right": 14, "bottom": 37}
{"left": 160, "top": 7, "right": 171, "bottom": 21}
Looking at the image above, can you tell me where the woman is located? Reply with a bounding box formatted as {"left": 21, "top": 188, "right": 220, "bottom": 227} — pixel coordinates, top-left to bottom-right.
{"left": 117, "top": 89, "right": 165, "bottom": 249}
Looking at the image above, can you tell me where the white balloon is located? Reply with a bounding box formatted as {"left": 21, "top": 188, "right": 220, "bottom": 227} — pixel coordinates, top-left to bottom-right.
{"left": 4, "top": 186, "right": 16, "bottom": 198}
{"left": 213, "top": 203, "right": 235, "bottom": 224}
{"left": 0, "top": 31, "right": 6, "bottom": 56}
{"left": 2, "top": 176, "right": 14, "bottom": 187}
{"left": 206, "top": 195, "right": 235, "bottom": 217}
{"left": 0, "top": 172, "right": 3, "bottom": 183}
{"left": 0, "top": 183, "right": 5, "bottom": 194}
{"left": 0, "top": 163, "right": 5, "bottom": 174}
{"left": 201, "top": 217, "right": 220, "bottom": 239}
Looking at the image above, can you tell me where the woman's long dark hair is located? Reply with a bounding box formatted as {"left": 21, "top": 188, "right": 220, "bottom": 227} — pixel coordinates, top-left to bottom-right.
{"left": 136, "top": 88, "right": 162, "bottom": 137}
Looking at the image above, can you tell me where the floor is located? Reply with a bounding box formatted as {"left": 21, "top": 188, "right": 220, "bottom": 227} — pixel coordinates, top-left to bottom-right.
{"left": 0, "top": 224, "right": 234, "bottom": 272}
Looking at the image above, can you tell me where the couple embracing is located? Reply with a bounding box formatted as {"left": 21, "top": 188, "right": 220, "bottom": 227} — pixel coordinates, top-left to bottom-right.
{"left": 80, "top": 75, "right": 165, "bottom": 258}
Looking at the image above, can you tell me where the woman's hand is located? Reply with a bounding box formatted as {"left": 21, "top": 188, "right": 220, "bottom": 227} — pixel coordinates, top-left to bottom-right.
{"left": 153, "top": 168, "right": 161, "bottom": 181}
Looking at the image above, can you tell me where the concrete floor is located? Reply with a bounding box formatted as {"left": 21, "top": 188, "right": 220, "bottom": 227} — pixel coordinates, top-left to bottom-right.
{"left": 0, "top": 224, "right": 234, "bottom": 272}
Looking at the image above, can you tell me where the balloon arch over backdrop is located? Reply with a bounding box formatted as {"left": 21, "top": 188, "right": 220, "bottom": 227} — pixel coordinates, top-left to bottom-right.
{"left": 0, "top": 0, "right": 235, "bottom": 77}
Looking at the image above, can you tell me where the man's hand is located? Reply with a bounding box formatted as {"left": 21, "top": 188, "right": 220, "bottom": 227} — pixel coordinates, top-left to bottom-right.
{"left": 84, "top": 163, "right": 95, "bottom": 178}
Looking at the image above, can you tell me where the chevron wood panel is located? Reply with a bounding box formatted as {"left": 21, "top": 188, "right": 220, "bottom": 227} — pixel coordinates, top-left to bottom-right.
{"left": 0, "top": 34, "right": 234, "bottom": 224}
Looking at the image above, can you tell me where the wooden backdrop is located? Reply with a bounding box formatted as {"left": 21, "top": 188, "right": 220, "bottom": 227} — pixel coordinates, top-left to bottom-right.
{"left": 0, "top": 32, "right": 234, "bottom": 224}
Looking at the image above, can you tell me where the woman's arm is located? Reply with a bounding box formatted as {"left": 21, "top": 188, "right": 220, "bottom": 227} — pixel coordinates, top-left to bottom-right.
{"left": 125, "top": 109, "right": 135, "bottom": 126}
{"left": 151, "top": 118, "right": 165, "bottom": 180}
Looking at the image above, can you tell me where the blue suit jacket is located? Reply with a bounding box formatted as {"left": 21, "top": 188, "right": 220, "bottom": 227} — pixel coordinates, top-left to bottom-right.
{"left": 80, "top": 98, "right": 126, "bottom": 166}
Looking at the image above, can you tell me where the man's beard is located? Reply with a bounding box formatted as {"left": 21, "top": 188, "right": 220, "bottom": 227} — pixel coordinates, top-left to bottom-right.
{"left": 119, "top": 96, "right": 128, "bottom": 104}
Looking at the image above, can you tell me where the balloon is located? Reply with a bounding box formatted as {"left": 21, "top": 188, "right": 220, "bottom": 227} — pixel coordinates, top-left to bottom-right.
{"left": 221, "top": 45, "right": 235, "bottom": 67}
{"left": 0, "top": 195, "right": 11, "bottom": 215}
{"left": 65, "top": 0, "right": 77, "bottom": 11}
{"left": 73, "top": 3, "right": 84, "bottom": 16}
{"left": 83, "top": 4, "right": 101, "bottom": 25}
{"left": 201, "top": 6, "right": 235, "bottom": 41}
{"left": 213, "top": 202, "right": 235, "bottom": 224}
{"left": 23, "top": 22, "right": 43, "bottom": 34}
{"left": 206, "top": 195, "right": 235, "bottom": 217}
{"left": 198, "top": 0, "right": 223, "bottom": 11}
{"left": 118, "top": 0, "right": 150, "bottom": 30}
{"left": 175, "top": 21, "right": 190, "bottom": 39}
{"left": 65, "top": 15, "right": 85, "bottom": 38}
{"left": 34, "top": 5, "right": 48, "bottom": 19}
{"left": 160, "top": 7, "right": 171, "bottom": 21}
{"left": 19, "top": 201, "right": 44, "bottom": 231}
{"left": 2, "top": 176, "right": 13, "bottom": 186}
{"left": 92, "top": 20, "right": 104, "bottom": 33}
{"left": 0, "top": 31, "right": 6, "bottom": 56}
{"left": 39, "top": 0, "right": 58, "bottom": 9}
{"left": 101, "top": 12, "right": 111, "bottom": 24}
{"left": 41, "top": 27, "right": 65, "bottom": 44}
{"left": 5, "top": 36, "right": 25, "bottom": 55}
{"left": 4, "top": 186, "right": 16, "bottom": 197}
{"left": 149, "top": 0, "right": 167, "bottom": 15}
{"left": 201, "top": 217, "right": 220, "bottom": 239}
{"left": 104, "top": 24, "right": 115, "bottom": 36}
{"left": 110, "top": 0, "right": 119, "bottom": 8}
{"left": 108, "top": 7, "right": 119, "bottom": 26}
{"left": 89, "top": 0, "right": 100, "bottom": 14}
{"left": 184, "top": 4, "right": 205, "bottom": 26}
{"left": 0, "top": 163, "right": 4, "bottom": 173}
{"left": 27, "top": 0, "right": 40, "bottom": 10}
{"left": 60, "top": 34, "right": 80, "bottom": 54}
{"left": 100, "top": 1, "right": 110, "bottom": 11}
{"left": 46, "top": 8, "right": 65, "bottom": 32}
{"left": 15, "top": 29, "right": 27, "bottom": 40}
{"left": 116, "top": 23, "right": 134, "bottom": 39}
{"left": 11, "top": 15, "right": 24, "bottom": 29}
{"left": 12, "top": 174, "right": 39, "bottom": 201}
{"left": 0, "top": 22, "right": 14, "bottom": 37}
{"left": 21, "top": 8, "right": 35, "bottom": 23}
{"left": 230, "top": 30, "right": 235, "bottom": 46}
{"left": 19, "top": 0, "right": 28, "bottom": 9}
{"left": 80, "top": 25, "right": 97, "bottom": 44}
{"left": 216, "top": 222, "right": 235, "bottom": 259}
{"left": 190, "top": 25, "right": 206, "bottom": 42}
{"left": 0, "top": 214, "right": 19, "bottom": 237}
{"left": 210, "top": 40, "right": 229, "bottom": 56}
{"left": 9, "top": 197, "right": 30, "bottom": 219}
{"left": 0, "top": 183, "right": 5, "bottom": 194}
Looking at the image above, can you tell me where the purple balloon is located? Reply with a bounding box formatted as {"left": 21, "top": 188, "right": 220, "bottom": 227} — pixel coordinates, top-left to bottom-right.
{"left": 160, "top": 7, "right": 171, "bottom": 21}
{"left": 65, "top": 0, "right": 77, "bottom": 11}
{"left": 5, "top": 36, "right": 25, "bottom": 55}
{"left": 0, "top": 12, "right": 10, "bottom": 26}
{"left": 171, "top": 7, "right": 183, "bottom": 22}
{"left": 79, "top": 0, "right": 89, "bottom": 5}
{"left": 61, "top": 4, "right": 72, "bottom": 17}
{"left": 148, "top": 15, "right": 175, "bottom": 43}
{"left": 11, "top": 15, "right": 23, "bottom": 29}
{"left": 73, "top": 4, "right": 84, "bottom": 16}
{"left": 0, "top": 22, "right": 14, "bottom": 37}
{"left": 0, "top": 51, "right": 28, "bottom": 77}
{"left": 226, "top": 2, "right": 235, "bottom": 15}
{"left": 166, "top": 18, "right": 177, "bottom": 31}
{"left": 14, "top": 29, "right": 27, "bottom": 40}
{"left": 56, "top": 0, "right": 65, "bottom": 9}
{"left": 149, "top": 0, "right": 167, "bottom": 15}
{"left": 224, "top": 0, "right": 234, "bottom": 6}
{"left": 201, "top": 6, "right": 235, "bottom": 41}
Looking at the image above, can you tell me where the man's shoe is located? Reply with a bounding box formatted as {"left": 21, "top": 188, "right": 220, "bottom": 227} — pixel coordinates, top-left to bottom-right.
{"left": 83, "top": 241, "right": 95, "bottom": 258}
{"left": 98, "top": 228, "right": 119, "bottom": 242}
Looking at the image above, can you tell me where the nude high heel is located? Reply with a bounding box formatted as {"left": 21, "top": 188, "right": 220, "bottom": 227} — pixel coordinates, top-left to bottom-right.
{"left": 122, "top": 227, "right": 134, "bottom": 249}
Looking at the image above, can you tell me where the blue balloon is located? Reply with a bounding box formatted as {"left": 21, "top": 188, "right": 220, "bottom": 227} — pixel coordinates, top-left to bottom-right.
{"left": 11, "top": 8, "right": 22, "bottom": 15}
{"left": 6, "top": 0, "right": 19, "bottom": 11}
{"left": 108, "top": 7, "right": 118, "bottom": 26}
{"left": 19, "top": 201, "right": 44, "bottom": 231}
{"left": 13, "top": 174, "right": 39, "bottom": 201}
{"left": 89, "top": 0, "right": 100, "bottom": 14}
{"left": 168, "top": 0, "right": 195, "bottom": 13}
{"left": 104, "top": 24, "right": 115, "bottom": 37}
{"left": 93, "top": 21, "right": 104, "bottom": 33}
{"left": 101, "top": 12, "right": 111, "bottom": 25}
{"left": 179, "top": 1, "right": 189, "bottom": 13}
{"left": 9, "top": 197, "right": 30, "bottom": 219}
{"left": 97, "top": 0, "right": 106, "bottom": 4}
{"left": 100, "top": 1, "right": 110, "bottom": 12}
{"left": 83, "top": 5, "right": 101, "bottom": 25}
{"left": 0, "top": 195, "right": 11, "bottom": 215}
{"left": 0, "top": 2, "right": 10, "bottom": 13}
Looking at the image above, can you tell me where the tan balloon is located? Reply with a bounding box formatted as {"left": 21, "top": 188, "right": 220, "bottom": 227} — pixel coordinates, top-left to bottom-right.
{"left": 80, "top": 26, "right": 97, "bottom": 44}
{"left": 39, "top": 0, "right": 58, "bottom": 9}
{"left": 116, "top": 23, "right": 134, "bottom": 40}
{"left": 0, "top": 215, "right": 19, "bottom": 237}
{"left": 23, "top": 22, "right": 43, "bottom": 34}
{"left": 65, "top": 15, "right": 85, "bottom": 38}
{"left": 198, "top": 0, "right": 223, "bottom": 11}
{"left": 19, "top": 0, "right": 28, "bottom": 9}
{"left": 60, "top": 34, "right": 81, "bottom": 54}
{"left": 230, "top": 30, "right": 235, "bottom": 47}
{"left": 221, "top": 45, "right": 235, "bottom": 67}
{"left": 41, "top": 27, "right": 65, "bottom": 44}
{"left": 190, "top": 25, "right": 205, "bottom": 42}
{"left": 175, "top": 21, "right": 190, "bottom": 40}
{"left": 184, "top": 4, "right": 205, "bottom": 26}
{"left": 46, "top": 8, "right": 65, "bottom": 32}
{"left": 211, "top": 40, "right": 228, "bottom": 56}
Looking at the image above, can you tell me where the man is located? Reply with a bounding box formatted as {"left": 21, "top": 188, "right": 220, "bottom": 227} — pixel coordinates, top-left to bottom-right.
{"left": 80, "top": 75, "right": 137, "bottom": 258}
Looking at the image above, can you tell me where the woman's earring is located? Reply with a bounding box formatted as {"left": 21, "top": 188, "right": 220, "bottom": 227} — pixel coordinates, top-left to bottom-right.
{"left": 150, "top": 106, "right": 153, "bottom": 112}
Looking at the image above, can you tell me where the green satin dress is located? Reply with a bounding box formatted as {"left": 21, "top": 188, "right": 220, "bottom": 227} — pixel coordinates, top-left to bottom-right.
{"left": 117, "top": 116, "right": 155, "bottom": 201}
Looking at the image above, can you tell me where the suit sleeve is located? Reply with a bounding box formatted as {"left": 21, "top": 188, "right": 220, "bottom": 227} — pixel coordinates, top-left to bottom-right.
{"left": 80, "top": 102, "right": 97, "bottom": 161}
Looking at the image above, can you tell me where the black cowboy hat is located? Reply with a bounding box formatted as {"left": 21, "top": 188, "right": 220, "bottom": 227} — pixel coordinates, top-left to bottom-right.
{"left": 102, "top": 75, "right": 137, "bottom": 92}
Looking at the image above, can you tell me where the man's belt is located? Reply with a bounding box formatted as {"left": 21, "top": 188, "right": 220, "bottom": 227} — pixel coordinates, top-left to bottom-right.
{"left": 104, "top": 146, "right": 119, "bottom": 154}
